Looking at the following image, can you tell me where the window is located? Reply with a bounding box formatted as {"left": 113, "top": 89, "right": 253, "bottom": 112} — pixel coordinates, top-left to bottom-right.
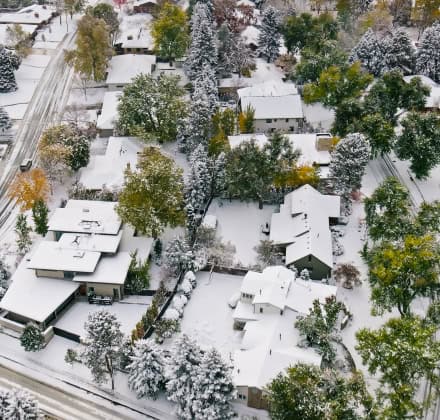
{"left": 238, "top": 394, "right": 246, "bottom": 400}
{"left": 273, "top": 119, "right": 277, "bottom": 122}
{"left": 260, "top": 307, "right": 263, "bottom": 313}
{"left": 289, "top": 126, "right": 294, "bottom": 131}
{"left": 308, "top": 255, "right": 312, "bottom": 262}
{"left": 266, "top": 119, "right": 272, "bottom": 123}
{"left": 285, "top": 118, "right": 289, "bottom": 122}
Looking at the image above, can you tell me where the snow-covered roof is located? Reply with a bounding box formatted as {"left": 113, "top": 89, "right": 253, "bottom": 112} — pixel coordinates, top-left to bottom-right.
{"left": 238, "top": 266, "right": 336, "bottom": 313}
{"left": 241, "top": 95, "right": 303, "bottom": 119}
{"left": 27, "top": 241, "right": 101, "bottom": 273}
{"left": 240, "top": 25, "right": 260, "bottom": 46}
{"left": 106, "top": 54, "right": 156, "bottom": 85}
{"left": 97, "top": 91, "right": 121, "bottom": 131}
{"left": 48, "top": 200, "right": 121, "bottom": 236}
{"left": 233, "top": 311, "right": 321, "bottom": 388}
{"left": 73, "top": 252, "right": 131, "bottom": 285}
{"left": 228, "top": 133, "right": 268, "bottom": 149}
{"left": 119, "top": 224, "right": 153, "bottom": 261}
{"left": 79, "top": 136, "right": 144, "bottom": 190}
{"left": 403, "top": 75, "right": 440, "bottom": 109}
{"left": 116, "top": 14, "right": 154, "bottom": 49}
{"left": 270, "top": 185, "right": 340, "bottom": 268}
{"left": 218, "top": 76, "right": 254, "bottom": 89}
{"left": 238, "top": 81, "right": 298, "bottom": 98}
{"left": 133, "top": 0, "right": 157, "bottom": 6}
{"left": 57, "top": 232, "right": 122, "bottom": 254}
{"left": 0, "top": 5, "right": 55, "bottom": 24}
{"left": 0, "top": 23, "right": 37, "bottom": 45}
{"left": 0, "top": 260, "right": 79, "bottom": 323}
{"left": 403, "top": 74, "right": 438, "bottom": 87}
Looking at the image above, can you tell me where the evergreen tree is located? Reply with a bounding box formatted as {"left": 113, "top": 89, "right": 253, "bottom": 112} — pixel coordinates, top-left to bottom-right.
{"left": 384, "top": 28, "right": 415, "bottom": 74}
{"left": 20, "top": 323, "right": 44, "bottom": 352}
{"left": 257, "top": 6, "right": 281, "bottom": 63}
{"left": 78, "top": 310, "right": 123, "bottom": 390}
{"left": 127, "top": 339, "right": 165, "bottom": 400}
{"left": 15, "top": 214, "right": 32, "bottom": 255}
{"left": 65, "top": 129, "right": 89, "bottom": 171}
{"left": 0, "top": 388, "right": 42, "bottom": 419}
{"left": 232, "top": 38, "right": 255, "bottom": 77}
{"left": 329, "top": 133, "right": 371, "bottom": 198}
{"left": 164, "top": 236, "right": 199, "bottom": 275}
{"left": 193, "top": 63, "right": 218, "bottom": 115}
{"left": 166, "top": 334, "right": 203, "bottom": 419}
{"left": 217, "top": 22, "right": 236, "bottom": 77}
{"left": 0, "top": 106, "right": 12, "bottom": 133}
{"left": 0, "top": 44, "right": 21, "bottom": 92}
{"left": 416, "top": 21, "right": 440, "bottom": 83}
{"left": 332, "top": 98, "right": 364, "bottom": 137}
{"left": 395, "top": 111, "right": 440, "bottom": 179}
{"left": 32, "top": 199, "right": 49, "bottom": 236}
{"left": 349, "top": 28, "right": 385, "bottom": 76}
{"left": 192, "top": 348, "right": 236, "bottom": 419}
{"left": 185, "top": 3, "right": 217, "bottom": 80}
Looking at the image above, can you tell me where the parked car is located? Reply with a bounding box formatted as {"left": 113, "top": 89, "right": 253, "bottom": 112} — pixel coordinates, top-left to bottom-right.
{"left": 19, "top": 158, "right": 32, "bottom": 172}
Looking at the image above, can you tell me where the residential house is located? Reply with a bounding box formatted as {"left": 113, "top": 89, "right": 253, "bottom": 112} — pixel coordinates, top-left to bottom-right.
{"left": 232, "top": 266, "right": 337, "bottom": 408}
{"left": 106, "top": 54, "right": 156, "bottom": 90}
{"left": 270, "top": 185, "right": 340, "bottom": 279}
{"left": 237, "top": 81, "right": 304, "bottom": 133}
{"left": 0, "top": 5, "right": 56, "bottom": 28}
{"left": 114, "top": 14, "right": 154, "bottom": 55}
{"left": 132, "top": 0, "right": 159, "bottom": 14}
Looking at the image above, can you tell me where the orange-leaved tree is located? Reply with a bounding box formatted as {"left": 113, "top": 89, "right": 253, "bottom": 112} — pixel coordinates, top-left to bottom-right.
{"left": 8, "top": 168, "right": 49, "bottom": 211}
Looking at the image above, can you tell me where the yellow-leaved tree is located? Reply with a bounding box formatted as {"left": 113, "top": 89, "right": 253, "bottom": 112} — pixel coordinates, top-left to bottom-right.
{"left": 8, "top": 168, "right": 49, "bottom": 211}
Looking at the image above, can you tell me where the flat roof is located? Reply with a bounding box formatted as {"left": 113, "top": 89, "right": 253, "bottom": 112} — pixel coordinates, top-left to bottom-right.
{"left": 119, "top": 224, "right": 153, "bottom": 261}
{"left": 57, "top": 231, "right": 122, "bottom": 254}
{"left": 27, "top": 241, "right": 101, "bottom": 273}
{"left": 73, "top": 252, "right": 131, "bottom": 285}
{"left": 97, "top": 91, "right": 121, "bottom": 131}
{"left": 106, "top": 54, "right": 156, "bottom": 85}
{"left": 48, "top": 200, "right": 121, "bottom": 235}
{"left": 0, "top": 260, "right": 79, "bottom": 323}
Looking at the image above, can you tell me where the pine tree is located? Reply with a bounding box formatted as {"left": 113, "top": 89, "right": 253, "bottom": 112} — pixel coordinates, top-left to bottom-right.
{"left": 232, "top": 38, "right": 255, "bottom": 77}
{"left": 15, "top": 214, "right": 32, "bottom": 255}
{"left": 349, "top": 28, "right": 385, "bottom": 76}
{"left": 78, "top": 310, "right": 123, "bottom": 390}
{"left": 0, "top": 45, "right": 21, "bottom": 92}
{"left": 166, "top": 334, "right": 203, "bottom": 419}
{"left": 0, "top": 106, "right": 12, "bottom": 133}
{"left": 416, "top": 21, "right": 440, "bottom": 83}
{"left": 217, "top": 23, "right": 236, "bottom": 77}
{"left": 192, "top": 348, "right": 236, "bottom": 419}
{"left": 257, "top": 6, "right": 281, "bottom": 63}
{"left": 185, "top": 3, "right": 217, "bottom": 80}
{"left": 32, "top": 199, "right": 49, "bottom": 236}
{"left": 185, "top": 91, "right": 212, "bottom": 154}
{"left": 384, "top": 28, "right": 415, "bottom": 75}
{"left": 193, "top": 63, "right": 218, "bottom": 114}
{"left": 65, "top": 129, "right": 89, "bottom": 171}
{"left": 0, "top": 388, "right": 42, "bottom": 419}
{"left": 329, "top": 133, "right": 371, "bottom": 198}
{"left": 127, "top": 339, "right": 165, "bottom": 400}
{"left": 20, "top": 323, "right": 44, "bottom": 352}
{"left": 164, "top": 236, "right": 198, "bottom": 276}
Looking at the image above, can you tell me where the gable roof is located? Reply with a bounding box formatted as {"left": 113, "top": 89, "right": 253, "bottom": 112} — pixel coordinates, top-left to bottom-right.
{"left": 270, "top": 185, "right": 340, "bottom": 269}
{"left": 241, "top": 95, "right": 303, "bottom": 119}
{"left": 97, "top": 91, "right": 122, "bottom": 131}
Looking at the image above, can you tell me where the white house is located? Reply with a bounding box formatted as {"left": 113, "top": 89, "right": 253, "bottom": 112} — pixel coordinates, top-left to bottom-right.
{"left": 238, "top": 81, "right": 304, "bottom": 133}
{"left": 115, "top": 14, "right": 154, "bottom": 54}
{"left": 106, "top": 54, "right": 156, "bottom": 90}
{"left": 97, "top": 91, "right": 122, "bottom": 137}
{"left": 79, "top": 137, "right": 144, "bottom": 191}
{"left": 232, "top": 266, "right": 337, "bottom": 408}
{"left": 270, "top": 185, "right": 340, "bottom": 279}
{"left": 0, "top": 200, "right": 153, "bottom": 330}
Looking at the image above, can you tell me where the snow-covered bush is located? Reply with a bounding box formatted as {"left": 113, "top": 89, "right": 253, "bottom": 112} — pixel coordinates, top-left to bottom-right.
{"left": 300, "top": 269, "right": 310, "bottom": 281}
{"left": 0, "top": 388, "right": 41, "bottom": 419}
{"left": 184, "top": 270, "right": 197, "bottom": 288}
{"left": 332, "top": 234, "right": 344, "bottom": 256}
{"left": 172, "top": 294, "right": 188, "bottom": 316}
{"left": 163, "top": 308, "right": 180, "bottom": 321}
{"left": 164, "top": 236, "right": 201, "bottom": 276}
{"left": 154, "top": 318, "right": 180, "bottom": 343}
{"left": 179, "top": 277, "right": 193, "bottom": 299}
{"left": 20, "top": 323, "right": 44, "bottom": 352}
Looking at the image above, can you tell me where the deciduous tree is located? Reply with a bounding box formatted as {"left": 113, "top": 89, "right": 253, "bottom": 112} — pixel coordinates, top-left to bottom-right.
{"left": 88, "top": 3, "right": 120, "bottom": 45}
{"left": 116, "top": 147, "right": 185, "bottom": 238}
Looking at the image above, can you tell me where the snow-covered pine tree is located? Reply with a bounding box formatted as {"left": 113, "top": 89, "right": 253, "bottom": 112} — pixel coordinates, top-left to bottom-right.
{"left": 20, "top": 323, "right": 44, "bottom": 352}
{"left": 166, "top": 334, "right": 203, "bottom": 419}
{"left": 351, "top": 0, "right": 373, "bottom": 17}
{"left": 193, "top": 62, "right": 218, "bottom": 114}
{"left": 0, "top": 388, "right": 41, "bottom": 419}
{"left": 0, "top": 106, "right": 12, "bottom": 133}
{"left": 330, "top": 133, "right": 371, "bottom": 200}
{"left": 192, "top": 347, "right": 236, "bottom": 419}
{"left": 384, "top": 28, "right": 415, "bottom": 75}
{"left": 119, "top": 336, "right": 134, "bottom": 370}
{"left": 80, "top": 310, "right": 123, "bottom": 390}
{"left": 185, "top": 3, "right": 217, "bottom": 80}
{"left": 0, "top": 257, "right": 10, "bottom": 299}
{"left": 217, "top": 22, "right": 236, "bottom": 77}
{"left": 232, "top": 37, "right": 255, "bottom": 76}
{"left": 349, "top": 28, "right": 385, "bottom": 76}
{"left": 257, "top": 6, "right": 281, "bottom": 63}
{"left": 164, "top": 236, "right": 198, "bottom": 275}
{"left": 0, "top": 45, "right": 21, "bottom": 92}
{"left": 127, "top": 339, "right": 165, "bottom": 400}
{"left": 416, "top": 21, "right": 440, "bottom": 83}
{"left": 212, "top": 151, "right": 226, "bottom": 196}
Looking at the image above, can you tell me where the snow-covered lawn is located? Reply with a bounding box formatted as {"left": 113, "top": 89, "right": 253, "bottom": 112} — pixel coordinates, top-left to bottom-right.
{"left": 0, "top": 54, "right": 51, "bottom": 119}
{"left": 34, "top": 18, "right": 71, "bottom": 49}
{"left": 67, "top": 87, "right": 107, "bottom": 108}
{"left": 206, "top": 199, "right": 276, "bottom": 267}
{"left": 169, "top": 271, "right": 244, "bottom": 359}
{"left": 54, "top": 296, "right": 152, "bottom": 337}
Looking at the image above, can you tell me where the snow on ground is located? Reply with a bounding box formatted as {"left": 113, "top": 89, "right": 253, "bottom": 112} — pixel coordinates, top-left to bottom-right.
{"left": 160, "top": 141, "right": 190, "bottom": 179}
{"left": 250, "top": 58, "right": 285, "bottom": 85}
{"left": 166, "top": 271, "right": 244, "bottom": 359}
{"left": 0, "top": 54, "right": 51, "bottom": 119}
{"left": 206, "top": 199, "right": 276, "bottom": 267}
{"left": 34, "top": 18, "right": 71, "bottom": 50}
{"left": 54, "top": 296, "right": 152, "bottom": 337}
{"left": 67, "top": 87, "right": 107, "bottom": 108}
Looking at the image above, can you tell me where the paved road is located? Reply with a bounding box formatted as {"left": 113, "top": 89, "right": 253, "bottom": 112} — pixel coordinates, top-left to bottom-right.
{"left": 0, "top": 362, "right": 156, "bottom": 420}
{"left": 0, "top": 31, "right": 77, "bottom": 230}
